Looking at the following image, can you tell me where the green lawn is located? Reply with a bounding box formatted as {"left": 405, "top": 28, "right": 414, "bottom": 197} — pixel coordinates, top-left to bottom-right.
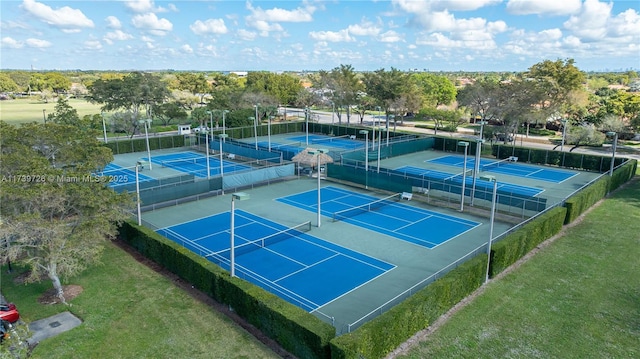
{"left": 398, "top": 177, "right": 640, "bottom": 358}
{"left": 0, "top": 98, "right": 103, "bottom": 124}
{"left": 1, "top": 242, "right": 280, "bottom": 359}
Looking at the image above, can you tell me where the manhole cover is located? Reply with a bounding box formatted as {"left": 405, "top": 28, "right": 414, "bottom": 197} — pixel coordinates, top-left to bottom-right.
{"left": 49, "top": 321, "right": 61, "bottom": 328}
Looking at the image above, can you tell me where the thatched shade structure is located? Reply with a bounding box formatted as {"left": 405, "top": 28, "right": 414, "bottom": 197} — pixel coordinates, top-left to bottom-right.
{"left": 292, "top": 148, "right": 333, "bottom": 168}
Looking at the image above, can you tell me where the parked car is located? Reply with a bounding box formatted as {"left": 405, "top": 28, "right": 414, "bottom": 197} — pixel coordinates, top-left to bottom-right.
{"left": 0, "top": 320, "right": 10, "bottom": 343}
{"left": 0, "top": 303, "right": 19, "bottom": 324}
{"left": 495, "top": 133, "right": 514, "bottom": 142}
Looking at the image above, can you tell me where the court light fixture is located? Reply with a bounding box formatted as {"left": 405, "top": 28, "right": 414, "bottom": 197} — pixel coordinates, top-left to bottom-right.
{"left": 230, "top": 192, "right": 250, "bottom": 278}
{"left": 458, "top": 141, "right": 470, "bottom": 212}
{"left": 219, "top": 134, "right": 228, "bottom": 192}
{"left": 308, "top": 149, "right": 329, "bottom": 227}
{"left": 138, "top": 118, "right": 153, "bottom": 170}
{"left": 606, "top": 131, "right": 618, "bottom": 176}
{"left": 482, "top": 175, "right": 498, "bottom": 283}
{"left": 360, "top": 130, "right": 369, "bottom": 189}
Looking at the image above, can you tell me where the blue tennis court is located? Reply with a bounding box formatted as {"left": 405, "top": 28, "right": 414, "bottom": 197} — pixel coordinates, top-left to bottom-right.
{"left": 395, "top": 166, "right": 543, "bottom": 198}
{"left": 144, "top": 152, "right": 251, "bottom": 178}
{"left": 156, "top": 210, "right": 394, "bottom": 312}
{"left": 100, "top": 163, "right": 153, "bottom": 188}
{"left": 277, "top": 186, "right": 480, "bottom": 249}
{"left": 288, "top": 135, "right": 364, "bottom": 150}
{"left": 428, "top": 155, "right": 577, "bottom": 183}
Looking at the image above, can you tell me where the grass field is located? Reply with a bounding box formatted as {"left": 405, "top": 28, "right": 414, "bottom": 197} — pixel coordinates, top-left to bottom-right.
{"left": 0, "top": 98, "right": 103, "bottom": 124}
{"left": 397, "top": 177, "right": 640, "bottom": 358}
{"left": 0, "top": 243, "right": 280, "bottom": 359}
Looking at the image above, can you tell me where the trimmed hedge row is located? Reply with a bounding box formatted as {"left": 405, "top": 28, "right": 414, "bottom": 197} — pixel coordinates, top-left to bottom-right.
{"left": 490, "top": 206, "right": 567, "bottom": 276}
{"left": 105, "top": 134, "right": 186, "bottom": 155}
{"left": 563, "top": 159, "right": 637, "bottom": 224}
{"left": 329, "top": 255, "right": 487, "bottom": 359}
{"left": 118, "top": 221, "right": 335, "bottom": 359}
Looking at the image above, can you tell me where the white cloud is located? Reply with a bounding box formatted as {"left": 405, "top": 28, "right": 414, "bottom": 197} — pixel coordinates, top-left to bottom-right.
{"left": 105, "top": 16, "right": 122, "bottom": 29}
{"left": 506, "top": 0, "right": 581, "bottom": 16}
{"left": 84, "top": 40, "right": 102, "bottom": 50}
{"left": 1, "top": 37, "right": 23, "bottom": 49}
{"left": 347, "top": 21, "right": 382, "bottom": 37}
{"left": 21, "top": 0, "right": 94, "bottom": 30}
{"left": 237, "top": 29, "right": 257, "bottom": 41}
{"left": 252, "top": 20, "right": 284, "bottom": 36}
{"left": 309, "top": 29, "right": 354, "bottom": 42}
{"left": 379, "top": 30, "right": 404, "bottom": 43}
{"left": 430, "top": 0, "right": 503, "bottom": 12}
{"left": 190, "top": 19, "right": 228, "bottom": 35}
{"left": 181, "top": 44, "right": 193, "bottom": 54}
{"left": 247, "top": 3, "right": 314, "bottom": 23}
{"left": 563, "top": 0, "right": 611, "bottom": 40}
{"left": 25, "top": 38, "right": 51, "bottom": 48}
{"left": 104, "top": 30, "right": 134, "bottom": 45}
{"left": 125, "top": 0, "right": 155, "bottom": 13}
{"left": 608, "top": 8, "right": 640, "bottom": 37}
{"left": 131, "top": 13, "right": 173, "bottom": 36}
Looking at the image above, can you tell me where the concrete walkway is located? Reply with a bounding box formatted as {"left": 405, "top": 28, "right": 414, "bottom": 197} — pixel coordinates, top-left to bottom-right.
{"left": 27, "top": 312, "right": 82, "bottom": 346}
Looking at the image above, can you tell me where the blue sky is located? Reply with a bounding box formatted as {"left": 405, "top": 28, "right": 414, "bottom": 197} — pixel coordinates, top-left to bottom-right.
{"left": 1, "top": 0, "right": 638, "bottom": 72}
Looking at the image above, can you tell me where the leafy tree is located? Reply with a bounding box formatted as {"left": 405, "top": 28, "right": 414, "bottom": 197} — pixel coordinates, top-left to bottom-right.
{"left": 245, "top": 72, "right": 302, "bottom": 106}
{"left": 599, "top": 114, "right": 629, "bottom": 134}
{"left": 175, "top": 72, "right": 210, "bottom": 104}
{"left": 565, "top": 124, "right": 605, "bottom": 150}
{"left": 456, "top": 79, "right": 502, "bottom": 123}
{"left": 6, "top": 71, "right": 31, "bottom": 92}
{"left": 152, "top": 102, "right": 188, "bottom": 126}
{"left": 0, "top": 121, "right": 133, "bottom": 303}
{"left": 317, "top": 64, "right": 363, "bottom": 125}
{"left": 47, "top": 97, "right": 80, "bottom": 125}
{"left": 87, "top": 72, "right": 170, "bottom": 136}
{"left": 526, "top": 58, "right": 586, "bottom": 115}
{"left": 44, "top": 72, "right": 72, "bottom": 94}
{"left": 420, "top": 108, "right": 463, "bottom": 134}
{"left": 362, "top": 67, "right": 410, "bottom": 129}
{"left": 411, "top": 73, "right": 457, "bottom": 107}
{"left": 0, "top": 73, "right": 18, "bottom": 93}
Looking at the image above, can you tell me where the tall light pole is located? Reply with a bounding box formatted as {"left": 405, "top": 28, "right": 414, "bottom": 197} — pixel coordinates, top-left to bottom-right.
{"left": 309, "top": 149, "right": 328, "bottom": 227}
{"left": 375, "top": 106, "right": 381, "bottom": 127}
{"left": 268, "top": 115, "right": 273, "bottom": 151}
{"left": 206, "top": 110, "right": 214, "bottom": 142}
{"left": 205, "top": 128, "right": 211, "bottom": 179}
{"left": 135, "top": 163, "right": 142, "bottom": 226}
{"left": 305, "top": 107, "right": 310, "bottom": 146}
{"left": 484, "top": 176, "right": 498, "bottom": 283}
{"left": 560, "top": 119, "right": 568, "bottom": 152}
{"left": 254, "top": 104, "right": 260, "bottom": 150}
{"left": 222, "top": 110, "right": 229, "bottom": 139}
{"left": 219, "top": 134, "right": 228, "bottom": 194}
{"left": 387, "top": 115, "right": 393, "bottom": 146}
{"left": 377, "top": 127, "right": 382, "bottom": 173}
{"left": 139, "top": 118, "right": 153, "bottom": 170}
{"left": 101, "top": 112, "right": 108, "bottom": 143}
{"left": 471, "top": 139, "right": 483, "bottom": 205}
{"left": 458, "top": 141, "right": 469, "bottom": 211}
{"left": 230, "top": 192, "right": 250, "bottom": 278}
{"left": 607, "top": 132, "right": 618, "bottom": 176}
{"left": 360, "top": 130, "right": 369, "bottom": 189}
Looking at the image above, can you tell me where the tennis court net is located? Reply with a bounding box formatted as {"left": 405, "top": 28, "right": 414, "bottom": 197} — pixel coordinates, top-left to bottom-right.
{"left": 209, "top": 221, "right": 312, "bottom": 259}
{"left": 481, "top": 158, "right": 512, "bottom": 172}
{"left": 311, "top": 135, "right": 351, "bottom": 145}
{"left": 160, "top": 157, "right": 207, "bottom": 168}
{"left": 332, "top": 193, "right": 401, "bottom": 222}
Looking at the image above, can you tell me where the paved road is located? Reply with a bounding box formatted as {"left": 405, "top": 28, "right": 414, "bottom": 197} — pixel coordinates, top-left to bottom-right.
{"left": 289, "top": 107, "right": 640, "bottom": 161}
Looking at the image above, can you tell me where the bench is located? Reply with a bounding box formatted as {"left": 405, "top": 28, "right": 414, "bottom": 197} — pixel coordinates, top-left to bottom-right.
{"left": 401, "top": 192, "right": 413, "bottom": 200}
{"left": 136, "top": 160, "right": 149, "bottom": 170}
